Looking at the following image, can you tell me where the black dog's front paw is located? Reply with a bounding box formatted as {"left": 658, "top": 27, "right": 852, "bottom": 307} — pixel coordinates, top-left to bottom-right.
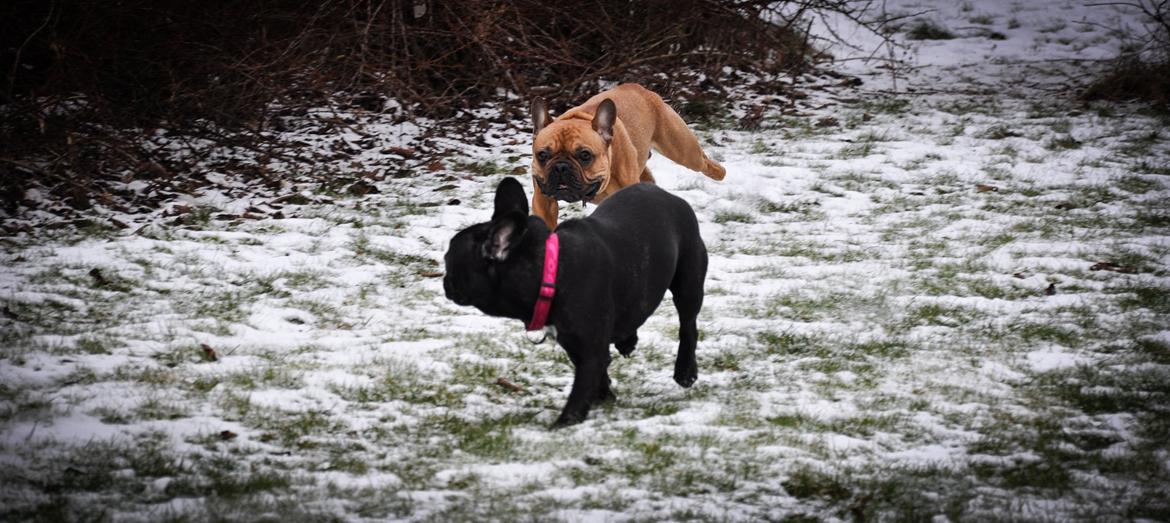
{"left": 552, "top": 411, "right": 586, "bottom": 429}
{"left": 673, "top": 360, "right": 697, "bottom": 388}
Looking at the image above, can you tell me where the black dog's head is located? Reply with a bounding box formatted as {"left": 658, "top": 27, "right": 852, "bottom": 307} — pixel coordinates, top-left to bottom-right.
{"left": 443, "top": 178, "right": 540, "bottom": 317}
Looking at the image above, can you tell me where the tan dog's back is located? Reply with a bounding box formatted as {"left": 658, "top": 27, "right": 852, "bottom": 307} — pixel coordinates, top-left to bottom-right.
{"left": 565, "top": 84, "right": 726, "bottom": 183}
{"left": 561, "top": 84, "right": 659, "bottom": 171}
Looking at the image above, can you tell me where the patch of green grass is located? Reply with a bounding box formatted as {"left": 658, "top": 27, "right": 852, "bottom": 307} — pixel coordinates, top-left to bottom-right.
{"left": 755, "top": 290, "right": 879, "bottom": 323}
{"left": 163, "top": 453, "right": 293, "bottom": 499}
{"left": 845, "top": 338, "right": 910, "bottom": 359}
{"left": 978, "top": 124, "right": 1022, "bottom": 139}
{"left": 1118, "top": 283, "right": 1170, "bottom": 313}
{"left": 838, "top": 142, "right": 875, "bottom": 159}
{"left": 135, "top": 395, "right": 190, "bottom": 421}
{"left": 757, "top": 198, "right": 821, "bottom": 215}
{"left": 248, "top": 408, "right": 344, "bottom": 449}
{"left": 449, "top": 159, "right": 509, "bottom": 177}
{"left": 76, "top": 335, "right": 116, "bottom": 355}
{"left": 174, "top": 289, "right": 249, "bottom": 324}
{"left": 1049, "top": 119, "right": 1073, "bottom": 134}
{"left": 1133, "top": 160, "right": 1170, "bottom": 175}
{"left": 828, "top": 171, "right": 898, "bottom": 192}
{"left": 828, "top": 412, "right": 905, "bottom": 437}
{"left": 767, "top": 411, "right": 814, "bottom": 428}
{"left": 900, "top": 302, "right": 972, "bottom": 329}
{"left": 425, "top": 412, "right": 525, "bottom": 459}
{"left": 225, "top": 362, "right": 305, "bottom": 390}
{"left": 1038, "top": 20, "right": 1067, "bottom": 33}
{"left": 713, "top": 210, "right": 755, "bottom": 224}
{"left": 333, "top": 357, "right": 463, "bottom": 407}
{"left": 1012, "top": 321, "right": 1082, "bottom": 347}
{"left": 859, "top": 97, "right": 911, "bottom": 115}
{"left": 352, "top": 232, "right": 438, "bottom": 270}
{"left": 756, "top": 330, "right": 825, "bottom": 356}
{"left": 0, "top": 388, "right": 54, "bottom": 423}
{"left": 991, "top": 143, "right": 1019, "bottom": 158}
{"left": 1135, "top": 336, "right": 1170, "bottom": 365}
{"left": 288, "top": 298, "right": 352, "bottom": 329}
{"left": 1136, "top": 207, "right": 1170, "bottom": 229}
{"left": 783, "top": 465, "right": 852, "bottom": 501}
{"left": 710, "top": 349, "right": 742, "bottom": 371}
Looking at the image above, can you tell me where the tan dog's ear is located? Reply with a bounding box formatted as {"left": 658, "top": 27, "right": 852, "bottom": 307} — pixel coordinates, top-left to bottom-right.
{"left": 531, "top": 97, "right": 551, "bottom": 135}
{"left": 592, "top": 98, "right": 616, "bottom": 143}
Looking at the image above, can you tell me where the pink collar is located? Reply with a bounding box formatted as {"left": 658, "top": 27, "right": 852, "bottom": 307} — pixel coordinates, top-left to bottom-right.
{"left": 526, "top": 232, "right": 559, "bottom": 331}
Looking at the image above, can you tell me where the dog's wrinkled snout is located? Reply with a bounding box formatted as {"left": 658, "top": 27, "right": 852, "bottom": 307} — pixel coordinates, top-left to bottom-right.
{"left": 551, "top": 161, "right": 573, "bottom": 181}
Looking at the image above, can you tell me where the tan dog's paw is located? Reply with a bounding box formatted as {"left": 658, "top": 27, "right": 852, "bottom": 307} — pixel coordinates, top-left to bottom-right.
{"left": 703, "top": 159, "right": 726, "bottom": 181}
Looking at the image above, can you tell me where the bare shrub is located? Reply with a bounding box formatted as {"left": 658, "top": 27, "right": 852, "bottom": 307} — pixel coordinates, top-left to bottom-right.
{"left": 1082, "top": 0, "right": 1170, "bottom": 109}
{"left": 0, "top": 1, "right": 862, "bottom": 220}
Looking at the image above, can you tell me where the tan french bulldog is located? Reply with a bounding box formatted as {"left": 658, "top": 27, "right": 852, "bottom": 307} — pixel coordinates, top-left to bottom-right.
{"left": 530, "top": 83, "right": 726, "bottom": 229}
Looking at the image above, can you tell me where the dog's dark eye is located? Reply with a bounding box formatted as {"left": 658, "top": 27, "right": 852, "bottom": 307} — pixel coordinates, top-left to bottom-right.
{"left": 577, "top": 150, "right": 593, "bottom": 164}
{"left": 537, "top": 150, "right": 551, "bottom": 164}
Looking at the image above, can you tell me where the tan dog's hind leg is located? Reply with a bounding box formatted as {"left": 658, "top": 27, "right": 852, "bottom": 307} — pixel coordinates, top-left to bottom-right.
{"left": 651, "top": 106, "right": 726, "bottom": 181}
{"left": 640, "top": 167, "right": 655, "bottom": 184}
{"left": 532, "top": 190, "right": 559, "bottom": 230}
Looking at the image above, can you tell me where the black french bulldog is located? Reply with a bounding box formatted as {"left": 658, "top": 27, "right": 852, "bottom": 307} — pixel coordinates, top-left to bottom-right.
{"left": 443, "top": 177, "right": 708, "bottom": 427}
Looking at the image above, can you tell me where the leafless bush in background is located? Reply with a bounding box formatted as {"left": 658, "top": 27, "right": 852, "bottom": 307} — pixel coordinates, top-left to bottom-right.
{"left": 1082, "top": 0, "right": 1170, "bottom": 107}
{"left": 0, "top": 0, "right": 873, "bottom": 220}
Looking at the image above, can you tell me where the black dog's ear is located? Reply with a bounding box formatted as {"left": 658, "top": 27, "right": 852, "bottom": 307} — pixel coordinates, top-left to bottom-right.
{"left": 482, "top": 211, "right": 528, "bottom": 261}
{"left": 531, "top": 97, "right": 551, "bottom": 135}
{"left": 592, "top": 98, "right": 616, "bottom": 144}
{"left": 492, "top": 177, "right": 529, "bottom": 220}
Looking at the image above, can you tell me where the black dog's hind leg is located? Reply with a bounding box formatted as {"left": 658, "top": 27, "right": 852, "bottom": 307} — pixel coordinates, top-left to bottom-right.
{"left": 615, "top": 333, "right": 638, "bottom": 358}
{"left": 593, "top": 352, "right": 616, "bottom": 406}
{"left": 669, "top": 248, "right": 706, "bottom": 388}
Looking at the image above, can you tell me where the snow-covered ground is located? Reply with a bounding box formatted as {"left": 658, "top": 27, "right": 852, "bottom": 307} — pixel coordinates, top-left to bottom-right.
{"left": 2, "top": 1, "right": 1168, "bottom": 521}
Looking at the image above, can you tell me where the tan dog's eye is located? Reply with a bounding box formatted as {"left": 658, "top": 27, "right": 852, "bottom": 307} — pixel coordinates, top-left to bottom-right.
{"left": 536, "top": 150, "right": 551, "bottom": 164}
{"left": 577, "top": 150, "right": 593, "bottom": 164}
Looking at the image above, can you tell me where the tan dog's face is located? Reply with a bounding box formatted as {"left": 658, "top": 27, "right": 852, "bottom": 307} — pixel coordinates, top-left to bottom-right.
{"left": 530, "top": 98, "right": 616, "bottom": 203}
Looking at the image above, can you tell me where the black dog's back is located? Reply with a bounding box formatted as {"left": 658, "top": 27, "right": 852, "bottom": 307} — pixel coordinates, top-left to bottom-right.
{"left": 556, "top": 183, "right": 707, "bottom": 350}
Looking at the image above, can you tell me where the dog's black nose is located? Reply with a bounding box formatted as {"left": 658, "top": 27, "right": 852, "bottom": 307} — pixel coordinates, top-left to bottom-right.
{"left": 552, "top": 161, "right": 573, "bottom": 177}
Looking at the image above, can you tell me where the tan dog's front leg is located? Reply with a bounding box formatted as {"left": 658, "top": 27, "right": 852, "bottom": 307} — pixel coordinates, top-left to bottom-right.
{"left": 532, "top": 189, "right": 559, "bottom": 230}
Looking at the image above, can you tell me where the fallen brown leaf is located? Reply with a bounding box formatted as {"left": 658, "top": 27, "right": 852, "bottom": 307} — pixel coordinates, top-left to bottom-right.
{"left": 201, "top": 343, "right": 218, "bottom": 362}
{"left": 1089, "top": 262, "right": 1137, "bottom": 274}
{"left": 384, "top": 146, "right": 416, "bottom": 158}
{"left": 495, "top": 377, "right": 526, "bottom": 394}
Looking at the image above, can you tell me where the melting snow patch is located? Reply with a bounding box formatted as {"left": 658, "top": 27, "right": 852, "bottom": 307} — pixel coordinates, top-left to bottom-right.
{"left": 1024, "top": 346, "right": 1089, "bottom": 373}
{"left": 436, "top": 460, "right": 579, "bottom": 489}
